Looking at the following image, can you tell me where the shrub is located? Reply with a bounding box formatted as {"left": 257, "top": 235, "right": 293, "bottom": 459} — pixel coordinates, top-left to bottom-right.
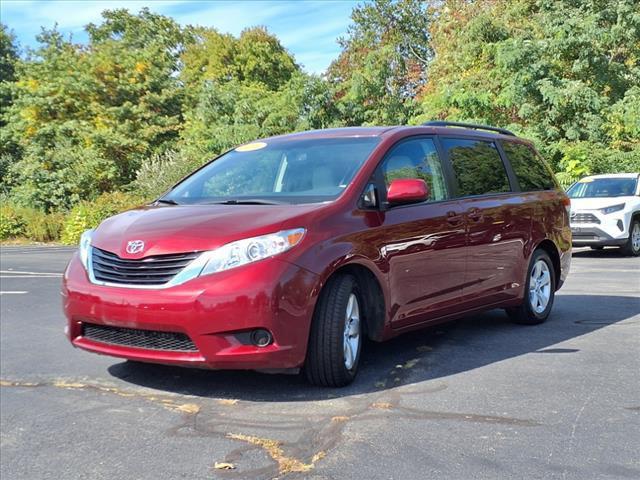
{"left": 0, "top": 203, "right": 65, "bottom": 242}
{"left": 0, "top": 203, "right": 25, "bottom": 239}
{"left": 133, "top": 149, "right": 204, "bottom": 200}
{"left": 7, "top": 141, "right": 119, "bottom": 212}
{"left": 554, "top": 142, "right": 640, "bottom": 188}
{"left": 61, "top": 192, "right": 144, "bottom": 245}
{"left": 18, "top": 208, "right": 65, "bottom": 242}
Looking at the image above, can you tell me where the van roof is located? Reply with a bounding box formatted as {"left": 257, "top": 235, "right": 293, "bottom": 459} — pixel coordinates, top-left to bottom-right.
{"left": 263, "top": 125, "right": 525, "bottom": 142}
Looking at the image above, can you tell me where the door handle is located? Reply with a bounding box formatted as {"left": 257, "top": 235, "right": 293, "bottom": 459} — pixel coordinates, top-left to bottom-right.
{"left": 467, "top": 208, "right": 483, "bottom": 222}
{"left": 446, "top": 211, "right": 463, "bottom": 225}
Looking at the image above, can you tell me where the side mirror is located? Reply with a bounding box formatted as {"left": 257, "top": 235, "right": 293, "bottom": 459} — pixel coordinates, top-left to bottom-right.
{"left": 387, "top": 179, "right": 429, "bottom": 206}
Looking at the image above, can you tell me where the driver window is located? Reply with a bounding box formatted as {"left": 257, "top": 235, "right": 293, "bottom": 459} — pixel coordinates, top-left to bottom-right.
{"left": 381, "top": 138, "right": 448, "bottom": 202}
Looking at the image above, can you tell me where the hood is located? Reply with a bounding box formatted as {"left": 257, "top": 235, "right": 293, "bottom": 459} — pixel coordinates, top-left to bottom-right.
{"left": 569, "top": 196, "right": 633, "bottom": 211}
{"left": 92, "top": 203, "right": 324, "bottom": 258}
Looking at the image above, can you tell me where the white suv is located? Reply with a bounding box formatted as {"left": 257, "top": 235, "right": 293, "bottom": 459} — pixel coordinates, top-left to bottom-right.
{"left": 567, "top": 173, "right": 640, "bottom": 256}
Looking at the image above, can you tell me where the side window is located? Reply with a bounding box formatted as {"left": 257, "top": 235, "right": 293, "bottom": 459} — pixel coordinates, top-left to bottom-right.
{"left": 502, "top": 142, "right": 556, "bottom": 191}
{"left": 441, "top": 138, "right": 511, "bottom": 197}
{"left": 381, "top": 138, "right": 448, "bottom": 202}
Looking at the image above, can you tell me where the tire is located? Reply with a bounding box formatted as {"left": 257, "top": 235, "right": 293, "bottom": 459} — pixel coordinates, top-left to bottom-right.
{"left": 620, "top": 218, "right": 640, "bottom": 257}
{"left": 590, "top": 246, "right": 604, "bottom": 250}
{"left": 505, "top": 249, "right": 556, "bottom": 325}
{"left": 305, "top": 274, "right": 363, "bottom": 387}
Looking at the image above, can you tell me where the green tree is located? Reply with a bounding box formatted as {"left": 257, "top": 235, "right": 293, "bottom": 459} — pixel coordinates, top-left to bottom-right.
{"left": 235, "top": 27, "right": 297, "bottom": 89}
{"left": 178, "top": 26, "right": 321, "bottom": 161}
{"left": 179, "top": 75, "right": 307, "bottom": 160}
{"left": 3, "top": 9, "right": 189, "bottom": 210}
{"left": 0, "top": 24, "right": 18, "bottom": 114}
{"left": 416, "top": 0, "right": 640, "bottom": 169}
{"left": 327, "top": 0, "right": 432, "bottom": 125}
{"left": 180, "top": 27, "right": 237, "bottom": 91}
{"left": 0, "top": 24, "right": 20, "bottom": 184}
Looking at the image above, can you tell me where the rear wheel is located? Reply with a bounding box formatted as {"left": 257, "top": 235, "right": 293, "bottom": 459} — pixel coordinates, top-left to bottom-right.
{"left": 506, "top": 249, "right": 556, "bottom": 325}
{"left": 620, "top": 218, "right": 640, "bottom": 257}
{"left": 305, "top": 274, "right": 362, "bottom": 387}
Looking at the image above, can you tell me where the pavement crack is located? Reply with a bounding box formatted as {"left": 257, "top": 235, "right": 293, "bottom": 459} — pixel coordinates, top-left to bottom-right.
{"left": 226, "top": 433, "right": 325, "bottom": 476}
{"left": 0, "top": 377, "right": 201, "bottom": 415}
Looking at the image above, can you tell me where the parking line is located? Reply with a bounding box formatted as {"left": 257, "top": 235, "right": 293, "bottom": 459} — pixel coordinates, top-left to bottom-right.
{"left": 0, "top": 291, "right": 28, "bottom": 295}
{"left": 0, "top": 270, "right": 62, "bottom": 277}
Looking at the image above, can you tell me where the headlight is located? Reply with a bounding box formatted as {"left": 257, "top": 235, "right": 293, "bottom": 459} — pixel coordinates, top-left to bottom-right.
{"left": 78, "top": 229, "right": 94, "bottom": 270}
{"left": 600, "top": 203, "right": 625, "bottom": 215}
{"left": 199, "top": 228, "right": 305, "bottom": 276}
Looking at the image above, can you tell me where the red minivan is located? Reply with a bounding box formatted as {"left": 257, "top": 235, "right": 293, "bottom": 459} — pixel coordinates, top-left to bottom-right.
{"left": 63, "top": 122, "right": 572, "bottom": 386}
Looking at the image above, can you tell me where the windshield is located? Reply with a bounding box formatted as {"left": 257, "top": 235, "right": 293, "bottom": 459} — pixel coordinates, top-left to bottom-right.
{"left": 163, "top": 137, "right": 380, "bottom": 205}
{"left": 567, "top": 177, "right": 638, "bottom": 198}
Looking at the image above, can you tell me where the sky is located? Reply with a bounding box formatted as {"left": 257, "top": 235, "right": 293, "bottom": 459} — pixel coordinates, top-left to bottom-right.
{"left": 0, "top": 0, "right": 360, "bottom": 73}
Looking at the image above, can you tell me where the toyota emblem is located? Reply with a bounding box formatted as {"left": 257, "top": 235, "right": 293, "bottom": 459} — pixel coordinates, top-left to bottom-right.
{"left": 125, "top": 240, "right": 145, "bottom": 254}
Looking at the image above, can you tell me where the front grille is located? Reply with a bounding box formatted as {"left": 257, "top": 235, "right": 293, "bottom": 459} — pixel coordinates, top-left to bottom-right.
{"left": 91, "top": 247, "right": 200, "bottom": 286}
{"left": 82, "top": 323, "right": 198, "bottom": 352}
{"left": 572, "top": 233, "right": 598, "bottom": 240}
{"left": 571, "top": 213, "right": 600, "bottom": 224}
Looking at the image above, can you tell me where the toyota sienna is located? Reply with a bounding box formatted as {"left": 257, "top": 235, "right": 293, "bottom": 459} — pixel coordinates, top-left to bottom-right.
{"left": 63, "top": 122, "right": 572, "bottom": 387}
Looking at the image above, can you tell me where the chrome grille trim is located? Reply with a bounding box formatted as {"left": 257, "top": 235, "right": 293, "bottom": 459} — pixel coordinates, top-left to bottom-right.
{"left": 571, "top": 213, "right": 600, "bottom": 224}
{"left": 88, "top": 247, "right": 203, "bottom": 289}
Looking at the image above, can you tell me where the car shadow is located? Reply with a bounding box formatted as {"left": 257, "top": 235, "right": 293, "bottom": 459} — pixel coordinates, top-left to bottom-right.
{"left": 571, "top": 247, "right": 630, "bottom": 258}
{"left": 108, "top": 294, "right": 639, "bottom": 402}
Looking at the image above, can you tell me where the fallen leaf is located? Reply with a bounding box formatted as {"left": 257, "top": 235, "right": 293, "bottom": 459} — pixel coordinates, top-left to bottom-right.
{"left": 403, "top": 358, "right": 419, "bottom": 369}
{"left": 227, "top": 433, "right": 316, "bottom": 474}
{"left": 53, "top": 381, "right": 86, "bottom": 389}
{"left": 174, "top": 403, "right": 200, "bottom": 414}
{"left": 331, "top": 416, "right": 349, "bottom": 422}
{"left": 218, "top": 399, "right": 238, "bottom": 406}
{"left": 371, "top": 402, "right": 393, "bottom": 410}
{"left": 0, "top": 380, "right": 39, "bottom": 387}
{"left": 214, "top": 462, "right": 235, "bottom": 470}
{"left": 311, "top": 451, "right": 326, "bottom": 463}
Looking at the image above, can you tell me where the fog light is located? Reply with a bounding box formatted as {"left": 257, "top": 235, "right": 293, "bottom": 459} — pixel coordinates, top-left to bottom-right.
{"left": 250, "top": 329, "right": 273, "bottom": 347}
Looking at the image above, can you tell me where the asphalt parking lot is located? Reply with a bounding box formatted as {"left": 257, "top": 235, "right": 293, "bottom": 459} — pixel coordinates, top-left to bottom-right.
{"left": 1, "top": 245, "right": 638, "bottom": 480}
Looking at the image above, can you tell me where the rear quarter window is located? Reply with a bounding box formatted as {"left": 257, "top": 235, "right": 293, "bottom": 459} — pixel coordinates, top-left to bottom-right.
{"left": 502, "top": 142, "right": 556, "bottom": 191}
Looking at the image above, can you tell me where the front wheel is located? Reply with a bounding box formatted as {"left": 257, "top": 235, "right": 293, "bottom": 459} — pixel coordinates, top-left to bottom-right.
{"left": 305, "top": 274, "right": 362, "bottom": 387}
{"left": 620, "top": 218, "right": 640, "bottom": 257}
{"left": 506, "top": 249, "right": 556, "bottom": 325}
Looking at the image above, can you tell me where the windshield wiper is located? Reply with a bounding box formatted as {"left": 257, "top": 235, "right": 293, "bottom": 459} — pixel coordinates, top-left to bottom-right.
{"left": 207, "top": 199, "right": 285, "bottom": 205}
{"left": 154, "top": 198, "right": 180, "bottom": 206}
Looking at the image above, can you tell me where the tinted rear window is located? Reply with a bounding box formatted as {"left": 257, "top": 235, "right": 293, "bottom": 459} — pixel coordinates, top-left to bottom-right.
{"left": 502, "top": 142, "right": 556, "bottom": 191}
{"left": 441, "top": 138, "right": 511, "bottom": 196}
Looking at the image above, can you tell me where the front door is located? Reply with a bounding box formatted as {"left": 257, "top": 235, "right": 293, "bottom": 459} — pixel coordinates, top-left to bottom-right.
{"left": 371, "top": 137, "right": 468, "bottom": 329}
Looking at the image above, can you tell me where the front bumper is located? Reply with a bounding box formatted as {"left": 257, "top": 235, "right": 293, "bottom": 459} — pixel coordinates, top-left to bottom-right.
{"left": 571, "top": 226, "right": 627, "bottom": 246}
{"left": 570, "top": 210, "right": 629, "bottom": 247}
{"left": 62, "top": 253, "right": 320, "bottom": 370}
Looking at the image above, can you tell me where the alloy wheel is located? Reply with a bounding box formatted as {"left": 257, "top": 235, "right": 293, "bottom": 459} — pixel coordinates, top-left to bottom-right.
{"left": 529, "top": 260, "right": 551, "bottom": 314}
{"left": 343, "top": 293, "right": 361, "bottom": 370}
{"left": 632, "top": 222, "right": 640, "bottom": 253}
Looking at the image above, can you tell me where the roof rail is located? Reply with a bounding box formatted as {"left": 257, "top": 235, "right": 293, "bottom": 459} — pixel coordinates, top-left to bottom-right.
{"left": 422, "top": 120, "right": 516, "bottom": 137}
